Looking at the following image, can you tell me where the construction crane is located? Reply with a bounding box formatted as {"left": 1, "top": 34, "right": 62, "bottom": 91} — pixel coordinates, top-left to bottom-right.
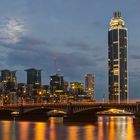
{"left": 53, "top": 55, "right": 61, "bottom": 76}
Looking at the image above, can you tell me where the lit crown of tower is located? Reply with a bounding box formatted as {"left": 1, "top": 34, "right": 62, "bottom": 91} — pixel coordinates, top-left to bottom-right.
{"left": 109, "top": 11, "right": 125, "bottom": 30}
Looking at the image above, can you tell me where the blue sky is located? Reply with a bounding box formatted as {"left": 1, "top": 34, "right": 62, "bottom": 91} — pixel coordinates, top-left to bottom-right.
{"left": 0, "top": 0, "right": 140, "bottom": 100}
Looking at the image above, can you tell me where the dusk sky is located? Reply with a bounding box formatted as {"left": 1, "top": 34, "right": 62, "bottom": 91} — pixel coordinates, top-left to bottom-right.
{"left": 0, "top": 0, "right": 140, "bottom": 100}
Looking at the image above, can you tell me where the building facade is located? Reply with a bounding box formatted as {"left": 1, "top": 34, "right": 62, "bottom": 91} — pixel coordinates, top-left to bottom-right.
{"left": 50, "top": 74, "right": 64, "bottom": 94}
{"left": 1, "top": 69, "right": 17, "bottom": 92}
{"left": 70, "top": 82, "right": 84, "bottom": 96}
{"left": 108, "top": 12, "right": 128, "bottom": 103}
{"left": 85, "top": 74, "right": 95, "bottom": 99}
{"left": 25, "top": 68, "right": 41, "bottom": 86}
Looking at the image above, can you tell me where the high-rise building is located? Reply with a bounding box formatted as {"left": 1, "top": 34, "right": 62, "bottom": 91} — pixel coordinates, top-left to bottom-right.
{"left": 85, "top": 74, "right": 95, "bottom": 99}
{"left": 1, "top": 69, "right": 17, "bottom": 92}
{"left": 50, "top": 74, "right": 64, "bottom": 94}
{"left": 25, "top": 68, "right": 41, "bottom": 86}
{"left": 108, "top": 11, "right": 128, "bottom": 103}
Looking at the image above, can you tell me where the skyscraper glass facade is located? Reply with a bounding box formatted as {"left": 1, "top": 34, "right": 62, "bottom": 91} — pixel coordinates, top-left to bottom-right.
{"left": 108, "top": 12, "right": 128, "bottom": 103}
{"left": 25, "top": 68, "right": 41, "bottom": 86}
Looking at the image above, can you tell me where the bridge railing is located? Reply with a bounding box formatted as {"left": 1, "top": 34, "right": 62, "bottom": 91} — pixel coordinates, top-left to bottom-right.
{"left": 0, "top": 101, "right": 138, "bottom": 108}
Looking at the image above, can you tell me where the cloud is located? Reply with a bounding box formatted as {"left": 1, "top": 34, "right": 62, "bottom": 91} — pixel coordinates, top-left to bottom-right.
{"left": 130, "top": 54, "right": 140, "bottom": 60}
{"left": 6, "top": 40, "right": 95, "bottom": 70}
{"left": 3, "top": 37, "right": 50, "bottom": 65}
{"left": 1, "top": 36, "right": 107, "bottom": 83}
{"left": 64, "top": 40, "right": 90, "bottom": 50}
{"left": 0, "top": 17, "right": 26, "bottom": 44}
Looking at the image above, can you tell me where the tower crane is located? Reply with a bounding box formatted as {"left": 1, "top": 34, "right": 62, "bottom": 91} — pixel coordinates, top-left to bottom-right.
{"left": 52, "top": 55, "right": 61, "bottom": 76}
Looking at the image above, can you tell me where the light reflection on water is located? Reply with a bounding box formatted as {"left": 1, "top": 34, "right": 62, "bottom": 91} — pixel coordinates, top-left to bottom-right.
{"left": 19, "top": 121, "right": 29, "bottom": 140}
{"left": 0, "top": 116, "right": 139, "bottom": 140}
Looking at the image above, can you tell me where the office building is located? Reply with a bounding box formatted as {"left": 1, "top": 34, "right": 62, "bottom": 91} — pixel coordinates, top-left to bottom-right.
{"left": 25, "top": 68, "right": 41, "bottom": 86}
{"left": 85, "top": 74, "right": 95, "bottom": 99}
{"left": 50, "top": 74, "right": 64, "bottom": 94}
{"left": 1, "top": 69, "right": 17, "bottom": 92}
{"left": 108, "top": 11, "right": 128, "bottom": 102}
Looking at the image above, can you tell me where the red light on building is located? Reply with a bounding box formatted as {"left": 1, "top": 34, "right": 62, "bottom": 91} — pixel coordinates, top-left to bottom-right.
{"left": 84, "top": 74, "right": 95, "bottom": 77}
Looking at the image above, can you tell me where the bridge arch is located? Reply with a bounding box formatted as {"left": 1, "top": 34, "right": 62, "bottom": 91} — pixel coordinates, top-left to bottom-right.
{"left": 23, "top": 107, "right": 67, "bottom": 114}
{"left": 72, "top": 106, "right": 134, "bottom": 114}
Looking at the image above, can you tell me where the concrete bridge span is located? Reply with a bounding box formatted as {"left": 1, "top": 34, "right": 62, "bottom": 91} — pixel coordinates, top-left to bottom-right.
{"left": 0, "top": 102, "right": 140, "bottom": 120}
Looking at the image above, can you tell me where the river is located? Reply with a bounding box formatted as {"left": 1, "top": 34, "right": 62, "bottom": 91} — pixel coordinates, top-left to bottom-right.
{"left": 0, "top": 116, "right": 139, "bottom": 140}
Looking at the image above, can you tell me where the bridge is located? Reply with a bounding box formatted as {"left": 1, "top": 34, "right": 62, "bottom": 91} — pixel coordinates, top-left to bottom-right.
{"left": 0, "top": 102, "right": 140, "bottom": 121}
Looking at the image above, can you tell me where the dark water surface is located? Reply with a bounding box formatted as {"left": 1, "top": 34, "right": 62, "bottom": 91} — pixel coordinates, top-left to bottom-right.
{"left": 0, "top": 116, "right": 140, "bottom": 140}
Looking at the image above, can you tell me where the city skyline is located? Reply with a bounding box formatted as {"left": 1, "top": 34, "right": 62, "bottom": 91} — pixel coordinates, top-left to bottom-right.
{"left": 0, "top": 1, "right": 140, "bottom": 99}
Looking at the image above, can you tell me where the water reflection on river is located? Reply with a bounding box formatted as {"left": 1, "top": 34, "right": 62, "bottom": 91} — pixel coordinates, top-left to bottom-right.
{"left": 0, "top": 116, "right": 140, "bottom": 140}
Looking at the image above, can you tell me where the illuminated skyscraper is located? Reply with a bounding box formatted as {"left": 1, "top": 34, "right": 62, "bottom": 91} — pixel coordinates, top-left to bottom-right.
{"left": 1, "top": 69, "right": 17, "bottom": 92}
{"left": 108, "top": 12, "right": 128, "bottom": 103}
{"left": 25, "top": 68, "right": 41, "bottom": 86}
{"left": 50, "top": 74, "right": 64, "bottom": 94}
{"left": 85, "top": 74, "right": 95, "bottom": 99}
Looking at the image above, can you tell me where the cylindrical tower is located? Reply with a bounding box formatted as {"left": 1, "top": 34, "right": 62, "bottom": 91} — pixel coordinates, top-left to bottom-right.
{"left": 108, "top": 11, "right": 128, "bottom": 103}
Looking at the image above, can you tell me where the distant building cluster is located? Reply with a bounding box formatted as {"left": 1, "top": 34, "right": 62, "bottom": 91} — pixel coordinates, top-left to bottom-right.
{"left": 0, "top": 68, "right": 95, "bottom": 104}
